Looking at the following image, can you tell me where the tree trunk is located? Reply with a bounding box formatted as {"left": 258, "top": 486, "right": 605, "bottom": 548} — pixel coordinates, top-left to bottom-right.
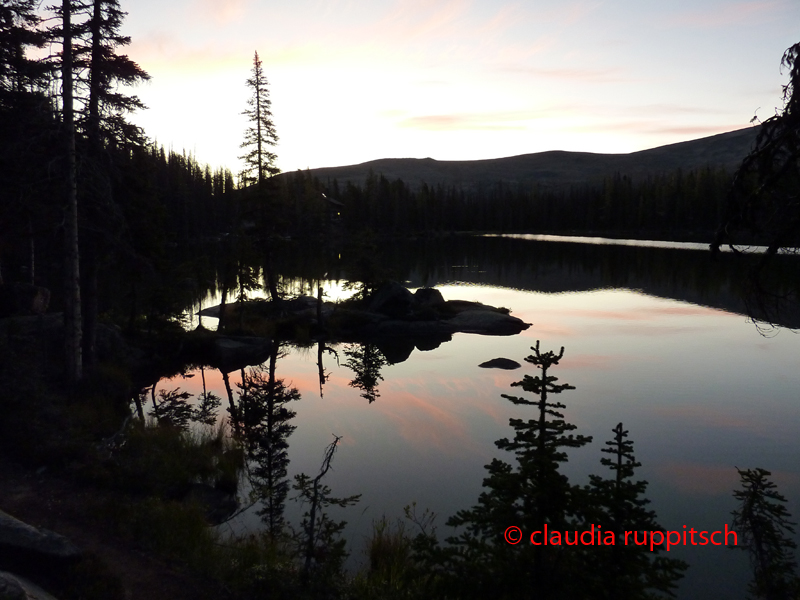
{"left": 81, "top": 0, "right": 104, "bottom": 367}
{"left": 62, "top": 0, "right": 82, "bottom": 383}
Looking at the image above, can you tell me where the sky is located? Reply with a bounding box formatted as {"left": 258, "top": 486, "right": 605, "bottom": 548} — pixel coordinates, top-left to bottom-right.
{"left": 114, "top": 0, "right": 800, "bottom": 174}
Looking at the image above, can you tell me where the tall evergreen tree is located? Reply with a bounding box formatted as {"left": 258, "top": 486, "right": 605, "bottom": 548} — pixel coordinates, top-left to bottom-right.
{"left": 0, "top": 0, "right": 53, "bottom": 286}
{"left": 61, "top": 0, "right": 82, "bottom": 383}
{"left": 49, "top": 0, "right": 150, "bottom": 364}
{"left": 240, "top": 50, "right": 278, "bottom": 186}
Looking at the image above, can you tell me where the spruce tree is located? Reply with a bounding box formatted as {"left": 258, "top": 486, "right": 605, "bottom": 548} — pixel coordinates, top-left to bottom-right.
{"left": 240, "top": 50, "right": 279, "bottom": 186}
{"left": 583, "top": 423, "right": 687, "bottom": 599}
{"left": 0, "top": 0, "right": 53, "bottom": 287}
{"left": 433, "top": 342, "right": 592, "bottom": 600}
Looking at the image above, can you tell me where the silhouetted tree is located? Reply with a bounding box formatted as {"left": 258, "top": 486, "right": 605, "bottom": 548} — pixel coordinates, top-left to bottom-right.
{"left": 0, "top": 0, "right": 53, "bottom": 287}
{"left": 60, "top": 0, "right": 82, "bottom": 383}
{"left": 710, "top": 44, "right": 800, "bottom": 328}
{"left": 430, "top": 342, "right": 591, "bottom": 600}
{"left": 414, "top": 344, "right": 686, "bottom": 600}
{"left": 584, "top": 423, "right": 687, "bottom": 598}
{"left": 713, "top": 41, "right": 800, "bottom": 255}
{"left": 240, "top": 50, "right": 278, "bottom": 187}
{"left": 79, "top": 0, "right": 150, "bottom": 363}
{"left": 732, "top": 468, "right": 799, "bottom": 600}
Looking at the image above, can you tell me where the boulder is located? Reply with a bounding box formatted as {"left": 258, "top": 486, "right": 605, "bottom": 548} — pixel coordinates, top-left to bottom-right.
{"left": 413, "top": 287, "right": 445, "bottom": 308}
{"left": 478, "top": 357, "right": 522, "bottom": 370}
{"left": 0, "top": 571, "right": 59, "bottom": 600}
{"left": 368, "top": 281, "right": 415, "bottom": 318}
{"left": 0, "top": 284, "right": 50, "bottom": 318}
{"left": 0, "top": 509, "right": 80, "bottom": 579}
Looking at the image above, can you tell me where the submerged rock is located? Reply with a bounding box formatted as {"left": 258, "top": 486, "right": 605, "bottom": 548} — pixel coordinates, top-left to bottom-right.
{"left": 448, "top": 310, "right": 530, "bottom": 335}
{"left": 213, "top": 336, "right": 272, "bottom": 372}
{"left": 478, "top": 358, "right": 522, "bottom": 370}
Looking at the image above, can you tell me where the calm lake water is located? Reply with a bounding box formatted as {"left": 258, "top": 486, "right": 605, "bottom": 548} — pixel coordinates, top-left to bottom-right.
{"left": 162, "top": 235, "right": 800, "bottom": 599}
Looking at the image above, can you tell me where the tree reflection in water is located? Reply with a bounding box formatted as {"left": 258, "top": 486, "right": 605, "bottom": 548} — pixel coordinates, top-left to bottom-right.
{"left": 344, "top": 343, "right": 387, "bottom": 403}
{"left": 233, "top": 346, "right": 299, "bottom": 537}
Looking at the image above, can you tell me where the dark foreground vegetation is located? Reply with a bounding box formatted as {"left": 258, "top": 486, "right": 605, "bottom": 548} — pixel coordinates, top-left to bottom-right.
{"left": 2, "top": 0, "right": 800, "bottom": 597}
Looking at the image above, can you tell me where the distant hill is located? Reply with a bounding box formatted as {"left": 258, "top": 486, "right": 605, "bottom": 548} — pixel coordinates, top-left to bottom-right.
{"left": 290, "top": 127, "right": 759, "bottom": 191}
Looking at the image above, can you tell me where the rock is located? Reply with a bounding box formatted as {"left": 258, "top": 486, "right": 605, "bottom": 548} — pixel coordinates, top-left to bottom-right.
{"left": 413, "top": 287, "right": 445, "bottom": 308}
{"left": 0, "top": 284, "right": 50, "bottom": 318}
{"left": 368, "top": 281, "right": 415, "bottom": 318}
{"left": 0, "top": 510, "right": 80, "bottom": 581}
{"left": 478, "top": 358, "right": 522, "bottom": 370}
{"left": 0, "top": 571, "right": 59, "bottom": 600}
{"left": 447, "top": 310, "right": 530, "bottom": 335}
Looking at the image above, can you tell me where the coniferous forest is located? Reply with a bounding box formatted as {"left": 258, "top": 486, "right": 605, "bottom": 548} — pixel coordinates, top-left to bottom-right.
{"left": 2, "top": 1, "right": 800, "bottom": 600}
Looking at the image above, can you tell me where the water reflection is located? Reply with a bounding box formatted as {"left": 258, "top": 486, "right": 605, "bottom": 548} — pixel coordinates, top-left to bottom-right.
{"left": 156, "top": 234, "right": 800, "bottom": 599}
{"left": 267, "top": 235, "right": 800, "bottom": 329}
{"left": 233, "top": 347, "right": 300, "bottom": 537}
{"left": 344, "top": 343, "right": 387, "bottom": 403}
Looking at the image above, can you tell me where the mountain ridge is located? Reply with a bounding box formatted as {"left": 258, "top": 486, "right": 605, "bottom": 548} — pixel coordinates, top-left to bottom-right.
{"left": 287, "top": 126, "right": 759, "bottom": 191}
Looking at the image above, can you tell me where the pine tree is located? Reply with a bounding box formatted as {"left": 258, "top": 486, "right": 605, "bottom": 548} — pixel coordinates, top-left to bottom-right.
{"left": 433, "top": 342, "right": 592, "bottom": 600}
{"left": 583, "top": 423, "right": 687, "bottom": 599}
{"left": 61, "top": 0, "right": 82, "bottom": 383}
{"left": 49, "top": 0, "right": 150, "bottom": 364}
{"left": 0, "top": 0, "right": 53, "bottom": 287}
{"left": 732, "top": 468, "right": 800, "bottom": 600}
{"left": 0, "top": 0, "right": 48, "bottom": 101}
{"left": 82, "top": 0, "right": 149, "bottom": 146}
{"left": 240, "top": 50, "right": 278, "bottom": 187}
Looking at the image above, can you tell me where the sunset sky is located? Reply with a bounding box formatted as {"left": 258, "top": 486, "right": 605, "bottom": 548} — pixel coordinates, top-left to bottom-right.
{"left": 118, "top": 0, "right": 800, "bottom": 174}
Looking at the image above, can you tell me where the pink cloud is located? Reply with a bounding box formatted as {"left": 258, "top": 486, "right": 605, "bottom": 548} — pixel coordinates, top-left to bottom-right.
{"left": 377, "top": 390, "right": 482, "bottom": 455}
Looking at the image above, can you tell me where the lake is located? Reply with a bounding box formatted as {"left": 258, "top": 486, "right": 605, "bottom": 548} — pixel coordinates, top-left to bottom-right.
{"left": 161, "top": 234, "right": 800, "bottom": 599}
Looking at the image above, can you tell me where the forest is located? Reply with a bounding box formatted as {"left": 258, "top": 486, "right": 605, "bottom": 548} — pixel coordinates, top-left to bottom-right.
{"left": 2, "top": 0, "right": 800, "bottom": 599}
